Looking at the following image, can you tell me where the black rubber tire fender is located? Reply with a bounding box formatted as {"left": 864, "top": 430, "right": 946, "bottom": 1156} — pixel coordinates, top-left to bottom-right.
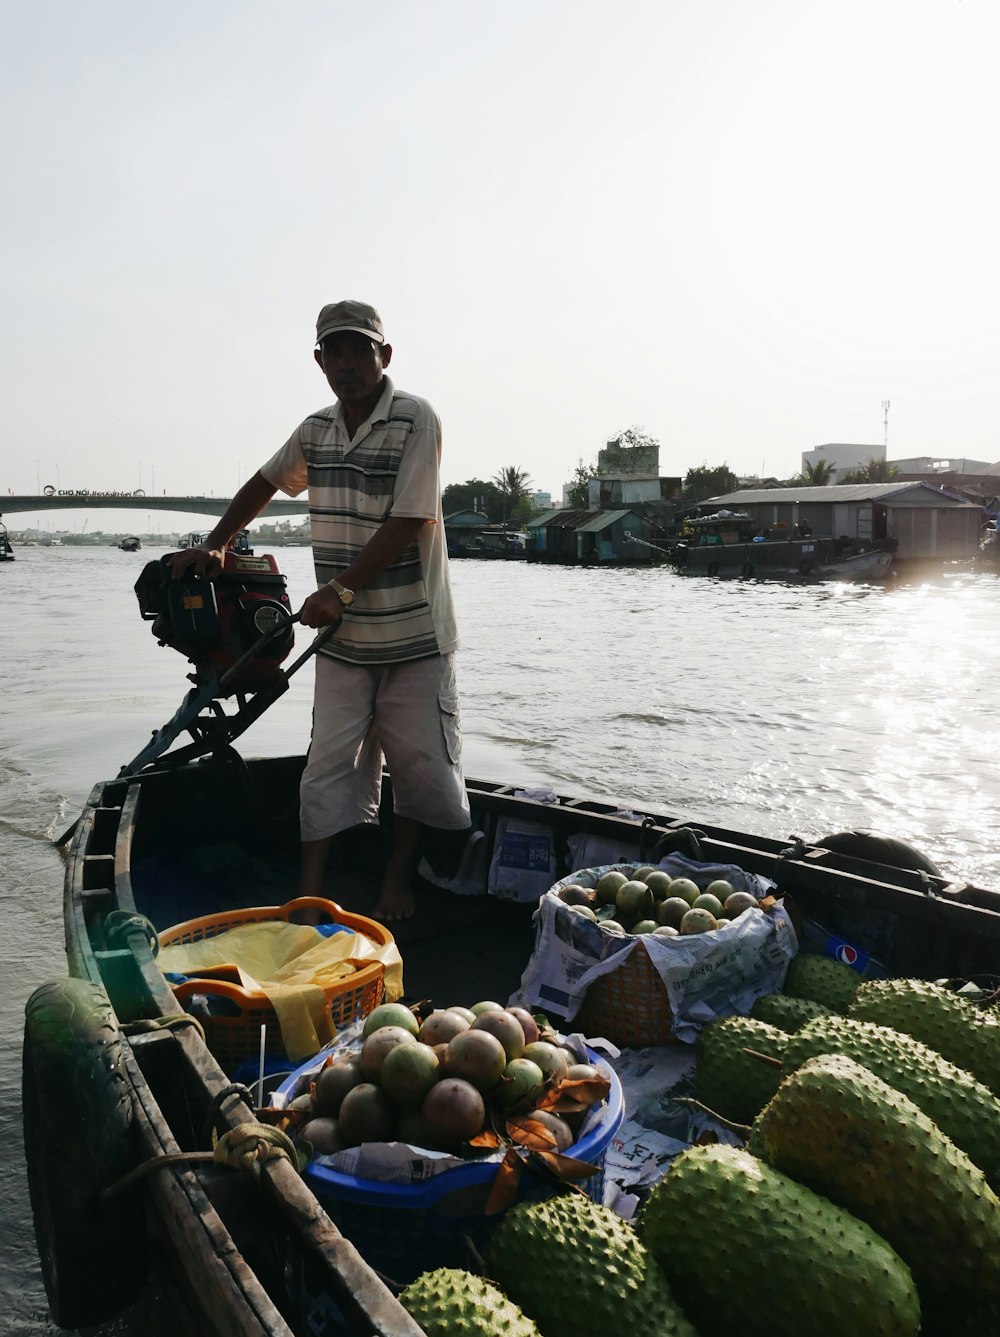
{"left": 707, "top": 561, "right": 720, "bottom": 577}
{"left": 23, "top": 977, "right": 146, "bottom": 1329}
{"left": 816, "top": 830, "right": 942, "bottom": 877}
{"left": 741, "top": 562, "right": 755, "bottom": 578}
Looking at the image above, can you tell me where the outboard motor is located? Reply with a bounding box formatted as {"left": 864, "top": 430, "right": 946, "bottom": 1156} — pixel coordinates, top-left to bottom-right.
{"left": 135, "top": 549, "right": 295, "bottom": 692}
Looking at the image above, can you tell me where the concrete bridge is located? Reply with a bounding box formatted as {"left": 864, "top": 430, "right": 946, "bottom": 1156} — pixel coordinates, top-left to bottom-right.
{"left": 0, "top": 493, "right": 308, "bottom": 519}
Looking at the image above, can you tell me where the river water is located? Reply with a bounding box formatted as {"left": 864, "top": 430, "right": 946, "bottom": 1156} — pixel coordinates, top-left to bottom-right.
{"left": 3, "top": 545, "right": 1000, "bottom": 1331}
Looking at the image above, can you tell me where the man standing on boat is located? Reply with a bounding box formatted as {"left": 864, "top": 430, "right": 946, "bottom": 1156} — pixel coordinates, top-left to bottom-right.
{"left": 169, "top": 300, "right": 471, "bottom": 920}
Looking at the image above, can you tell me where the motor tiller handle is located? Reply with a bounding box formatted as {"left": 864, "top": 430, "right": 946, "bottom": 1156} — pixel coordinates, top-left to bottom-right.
{"left": 215, "top": 607, "right": 341, "bottom": 692}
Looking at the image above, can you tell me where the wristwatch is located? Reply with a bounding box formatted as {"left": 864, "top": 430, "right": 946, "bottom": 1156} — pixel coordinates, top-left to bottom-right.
{"left": 329, "top": 578, "right": 356, "bottom": 607}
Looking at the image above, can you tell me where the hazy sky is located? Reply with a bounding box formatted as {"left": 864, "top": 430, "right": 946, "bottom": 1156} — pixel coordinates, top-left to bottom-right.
{"left": 3, "top": 0, "right": 999, "bottom": 528}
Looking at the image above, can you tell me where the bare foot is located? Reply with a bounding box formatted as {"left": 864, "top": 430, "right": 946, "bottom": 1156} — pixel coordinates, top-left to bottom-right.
{"left": 373, "top": 877, "right": 416, "bottom": 922}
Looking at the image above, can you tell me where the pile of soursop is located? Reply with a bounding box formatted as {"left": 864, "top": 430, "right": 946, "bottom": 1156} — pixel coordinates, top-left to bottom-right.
{"left": 397, "top": 961, "right": 1000, "bottom": 1336}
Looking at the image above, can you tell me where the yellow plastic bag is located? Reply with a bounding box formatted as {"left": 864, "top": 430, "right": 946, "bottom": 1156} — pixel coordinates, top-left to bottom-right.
{"left": 159, "top": 920, "right": 403, "bottom": 1061}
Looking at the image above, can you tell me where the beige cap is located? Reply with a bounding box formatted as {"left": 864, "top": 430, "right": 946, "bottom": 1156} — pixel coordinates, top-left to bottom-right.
{"left": 315, "top": 299, "right": 384, "bottom": 345}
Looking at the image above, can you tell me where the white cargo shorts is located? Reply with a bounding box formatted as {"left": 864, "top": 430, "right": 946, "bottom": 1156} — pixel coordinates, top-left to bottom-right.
{"left": 299, "top": 652, "right": 471, "bottom": 841}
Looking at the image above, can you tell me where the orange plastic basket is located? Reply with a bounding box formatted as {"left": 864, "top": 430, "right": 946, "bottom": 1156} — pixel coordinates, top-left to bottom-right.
{"left": 575, "top": 941, "right": 674, "bottom": 1048}
{"left": 160, "top": 897, "right": 392, "bottom": 1070}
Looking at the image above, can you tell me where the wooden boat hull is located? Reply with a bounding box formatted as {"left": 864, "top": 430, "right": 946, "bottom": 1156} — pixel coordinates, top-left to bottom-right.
{"left": 28, "top": 753, "right": 1000, "bottom": 1333}
{"left": 673, "top": 537, "right": 894, "bottom": 581}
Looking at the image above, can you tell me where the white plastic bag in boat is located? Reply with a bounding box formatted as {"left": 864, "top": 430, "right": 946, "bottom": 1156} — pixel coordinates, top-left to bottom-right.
{"left": 488, "top": 788, "right": 560, "bottom": 902}
{"left": 565, "top": 816, "right": 643, "bottom": 871}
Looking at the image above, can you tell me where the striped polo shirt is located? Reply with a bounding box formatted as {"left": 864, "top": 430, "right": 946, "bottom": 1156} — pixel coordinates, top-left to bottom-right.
{"left": 260, "top": 375, "right": 459, "bottom": 665}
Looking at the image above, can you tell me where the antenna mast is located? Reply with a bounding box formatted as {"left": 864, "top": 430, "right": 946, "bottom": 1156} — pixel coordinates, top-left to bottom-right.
{"left": 882, "top": 400, "right": 890, "bottom": 453}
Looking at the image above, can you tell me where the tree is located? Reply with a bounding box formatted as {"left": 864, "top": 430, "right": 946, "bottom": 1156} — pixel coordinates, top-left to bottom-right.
{"left": 791, "top": 458, "right": 836, "bottom": 486}
{"left": 609, "top": 425, "right": 660, "bottom": 452}
{"left": 682, "top": 465, "right": 739, "bottom": 503}
{"left": 565, "top": 459, "right": 596, "bottom": 509}
{"left": 492, "top": 466, "right": 533, "bottom": 522}
{"left": 840, "top": 458, "right": 900, "bottom": 484}
{"left": 442, "top": 478, "right": 501, "bottom": 520}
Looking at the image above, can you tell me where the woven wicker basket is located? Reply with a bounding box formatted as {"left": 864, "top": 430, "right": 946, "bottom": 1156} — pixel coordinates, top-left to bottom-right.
{"left": 575, "top": 940, "right": 674, "bottom": 1047}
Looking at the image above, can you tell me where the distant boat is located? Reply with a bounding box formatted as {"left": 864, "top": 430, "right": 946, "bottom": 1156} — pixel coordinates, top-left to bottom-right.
{"left": 118, "top": 536, "right": 142, "bottom": 552}
{"left": 670, "top": 512, "right": 894, "bottom": 583}
{"left": 0, "top": 518, "right": 15, "bottom": 561}
{"left": 182, "top": 530, "right": 254, "bottom": 555}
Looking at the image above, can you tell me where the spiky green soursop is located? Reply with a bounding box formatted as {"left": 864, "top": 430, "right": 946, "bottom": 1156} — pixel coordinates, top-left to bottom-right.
{"left": 640, "top": 1143, "right": 919, "bottom": 1336}
{"left": 849, "top": 977, "right": 1000, "bottom": 1096}
{"left": 750, "top": 992, "right": 834, "bottom": 1032}
{"left": 782, "top": 953, "right": 861, "bottom": 1011}
{"left": 753, "top": 1053, "right": 1000, "bottom": 1329}
{"left": 694, "top": 1015, "right": 787, "bottom": 1124}
{"left": 781, "top": 1015, "right": 1000, "bottom": 1187}
{"left": 486, "top": 1193, "right": 697, "bottom": 1337}
{"left": 398, "top": 1268, "right": 541, "bottom": 1336}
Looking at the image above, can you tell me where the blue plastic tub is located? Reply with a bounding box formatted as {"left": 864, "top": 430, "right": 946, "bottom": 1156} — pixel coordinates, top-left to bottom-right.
{"left": 275, "top": 1046, "right": 623, "bottom": 1285}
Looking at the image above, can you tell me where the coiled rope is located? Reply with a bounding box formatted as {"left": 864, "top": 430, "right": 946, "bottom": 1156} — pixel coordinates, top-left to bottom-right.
{"left": 100, "top": 1119, "right": 298, "bottom": 1200}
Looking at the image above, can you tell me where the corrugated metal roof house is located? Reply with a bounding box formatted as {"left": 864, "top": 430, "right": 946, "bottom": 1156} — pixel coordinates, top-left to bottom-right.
{"left": 526, "top": 508, "right": 655, "bottom": 562}
{"left": 443, "top": 509, "right": 490, "bottom": 557}
{"left": 695, "top": 482, "right": 982, "bottom": 563}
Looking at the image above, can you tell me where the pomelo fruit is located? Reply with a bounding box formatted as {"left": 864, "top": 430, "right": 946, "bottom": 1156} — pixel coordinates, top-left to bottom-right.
{"left": 444, "top": 1029, "right": 507, "bottom": 1091}
{"left": 493, "top": 1057, "right": 546, "bottom": 1110}
{"left": 507, "top": 1006, "right": 541, "bottom": 1045}
{"left": 558, "top": 884, "right": 593, "bottom": 906}
{"left": 314, "top": 1056, "right": 364, "bottom": 1116}
{"left": 362, "top": 1002, "right": 419, "bottom": 1039}
{"left": 422, "top": 1078, "right": 485, "bottom": 1149}
{"left": 359, "top": 1025, "right": 417, "bottom": 1081}
{"left": 448, "top": 1005, "right": 477, "bottom": 1024}
{"left": 693, "top": 893, "right": 724, "bottom": 918}
{"left": 380, "top": 1041, "right": 441, "bottom": 1107}
{"left": 631, "top": 919, "right": 658, "bottom": 935}
{"left": 298, "top": 1116, "right": 343, "bottom": 1156}
{"left": 723, "top": 891, "right": 760, "bottom": 919}
{"left": 396, "top": 1107, "right": 432, "bottom": 1148}
{"left": 418, "top": 1009, "right": 470, "bottom": 1046}
{"left": 509, "top": 1108, "right": 574, "bottom": 1151}
{"left": 337, "top": 1083, "right": 396, "bottom": 1145}
{"left": 656, "top": 896, "right": 691, "bottom": 929}
{"left": 644, "top": 870, "right": 672, "bottom": 901}
{"left": 632, "top": 866, "right": 657, "bottom": 882}
{"left": 470, "top": 1000, "right": 503, "bottom": 1016}
{"left": 616, "top": 880, "right": 654, "bottom": 922}
{"left": 668, "top": 878, "right": 701, "bottom": 906}
{"left": 653, "top": 925, "right": 680, "bottom": 938}
{"left": 521, "top": 1040, "right": 569, "bottom": 1084}
{"left": 565, "top": 1062, "right": 600, "bottom": 1082}
{"left": 706, "top": 879, "right": 737, "bottom": 902}
{"left": 471, "top": 1009, "right": 526, "bottom": 1061}
{"left": 680, "top": 907, "right": 718, "bottom": 934}
{"left": 596, "top": 870, "right": 629, "bottom": 904}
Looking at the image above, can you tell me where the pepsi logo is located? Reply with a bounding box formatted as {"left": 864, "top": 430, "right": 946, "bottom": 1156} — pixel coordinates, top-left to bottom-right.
{"left": 836, "top": 943, "right": 859, "bottom": 966}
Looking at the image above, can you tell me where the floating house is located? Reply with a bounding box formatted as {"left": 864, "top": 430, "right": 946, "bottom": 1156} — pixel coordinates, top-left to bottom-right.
{"left": 697, "top": 482, "right": 983, "bottom": 566}
{"left": 443, "top": 510, "right": 491, "bottom": 556}
{"left": 526, "top": 508, "right": 656, "bottom": 563}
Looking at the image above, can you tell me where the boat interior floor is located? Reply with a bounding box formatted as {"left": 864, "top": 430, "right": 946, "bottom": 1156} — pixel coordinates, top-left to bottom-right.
{"left": 133, "top": 827, "right": 538, "bottom": 1012}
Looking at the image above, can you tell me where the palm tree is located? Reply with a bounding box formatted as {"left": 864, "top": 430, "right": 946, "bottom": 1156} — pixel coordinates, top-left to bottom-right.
{"left": 492, "top": 466, "right": 533, "bottom": 522}
{"left": 791, "top": 458, "right": 836, "bottom": 486}
{"left": 840, "top": 458, "right": 900, "bottom": 484}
